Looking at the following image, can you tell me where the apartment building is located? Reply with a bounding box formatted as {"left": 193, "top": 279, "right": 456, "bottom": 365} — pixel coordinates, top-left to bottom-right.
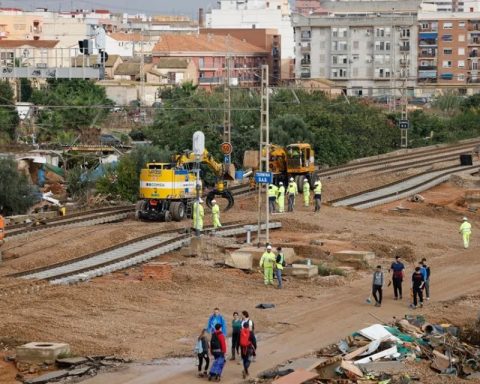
{"left": 417, "top": 12, "right": 480, "bottom": 94}
{"left": 206, "top": 0, "right": 294, "bottom": 79}
{"left": 293, "top": 5, "right": 418, "bottom": 97}
{"left": 151, "top": 34, "right": 269, "bottom": 87}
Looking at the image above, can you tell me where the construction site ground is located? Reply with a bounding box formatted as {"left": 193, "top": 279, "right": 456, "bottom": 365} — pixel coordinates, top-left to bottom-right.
{"left": 1, "top": 175, "right": 480, "bottom": 384}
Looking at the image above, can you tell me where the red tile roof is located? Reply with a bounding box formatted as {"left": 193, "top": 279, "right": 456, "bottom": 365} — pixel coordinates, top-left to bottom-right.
{"left": 152, "top": 34, "right": 268, "bottom": 55}
{"left": 0, "top": 40, "right": 59, "bottom": 48}
{"left": 108, "top": 32, "right": 159, "bottom": 42}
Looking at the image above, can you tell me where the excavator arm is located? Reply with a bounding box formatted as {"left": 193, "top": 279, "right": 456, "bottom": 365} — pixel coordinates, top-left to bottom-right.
{"left": 174, "top": 149, "right": 235, "bottom": 210}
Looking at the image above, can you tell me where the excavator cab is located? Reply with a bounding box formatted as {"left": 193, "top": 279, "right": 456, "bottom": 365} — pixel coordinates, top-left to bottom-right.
{"left": 286, "top": 144, "right": 314, "bottom": 173}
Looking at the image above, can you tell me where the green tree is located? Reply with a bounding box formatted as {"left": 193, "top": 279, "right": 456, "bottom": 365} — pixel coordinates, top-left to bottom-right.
{"left": 0, "top": 158, "right": 37, "bottom": 215}
{"left": 31, "top": 79, "right": 113, "bottom": 141}
{"left": 0, "top": 80, "right": 19, "bottom": 141}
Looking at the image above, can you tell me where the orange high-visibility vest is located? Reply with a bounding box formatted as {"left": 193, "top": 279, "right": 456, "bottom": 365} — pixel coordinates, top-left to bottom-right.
{"left": 0, "top": 215, "right": 4, "bottom": 241}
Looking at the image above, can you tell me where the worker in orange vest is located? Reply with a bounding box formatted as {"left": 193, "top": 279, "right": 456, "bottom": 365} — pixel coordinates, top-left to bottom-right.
{"left": 0, "top": 214, "right": 5, "bottom": 243}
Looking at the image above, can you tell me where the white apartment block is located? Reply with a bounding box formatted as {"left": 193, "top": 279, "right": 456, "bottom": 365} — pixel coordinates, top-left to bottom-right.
{"left": 207, "top": 0, "right": 294, "bottom": 78}
{"left": 293, "top": 2, "right": 419, "bottom": 96}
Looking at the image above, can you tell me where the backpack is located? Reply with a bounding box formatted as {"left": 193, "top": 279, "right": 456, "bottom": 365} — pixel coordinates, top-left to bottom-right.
{"left": 194, "top": 339, "right": 203, "bottom": 354}
{"left": 276, "top": 254, "right": 286, "bottom": 267}
{"left": 210, "top": 332, "right": 221, "bottom": 352}
{"left": 240, "top": 328, "right": 251, "bottom": 348}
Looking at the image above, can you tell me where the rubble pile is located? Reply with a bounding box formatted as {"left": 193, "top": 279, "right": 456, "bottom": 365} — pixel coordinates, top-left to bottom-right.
{"left": 16, "top": 355, "right": 128, "bottom": 384}
{"left": 268, "top": 316, "right": 480, "bottom": 383}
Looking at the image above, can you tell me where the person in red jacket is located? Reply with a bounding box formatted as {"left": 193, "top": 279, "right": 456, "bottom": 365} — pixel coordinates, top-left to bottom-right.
{"left": 208, "top": 323, "right": 227, "bottom": 381}
{"left": 240, "top": 322, "right": 255, "bottom": 379}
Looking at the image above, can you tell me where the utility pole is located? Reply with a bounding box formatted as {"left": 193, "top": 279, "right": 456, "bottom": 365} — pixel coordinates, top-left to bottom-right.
{"left": 139, "top": 28, "right": 146, "bottom": 107}
{"left": 223, "top": 53, "right": 232, "bottom": 164}
{"left": 257, "top": 65, "right": 270, "bottom": 245}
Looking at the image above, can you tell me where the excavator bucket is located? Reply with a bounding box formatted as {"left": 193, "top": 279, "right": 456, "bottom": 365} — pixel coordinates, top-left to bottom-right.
{"left": 206, "top": 189, "right": 235, "bottom": 211}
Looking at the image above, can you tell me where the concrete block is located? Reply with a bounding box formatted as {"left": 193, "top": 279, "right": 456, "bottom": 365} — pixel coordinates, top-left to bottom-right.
{"left": 16, "top": 342, "right": 70, "bottom": 364}
{"left": 225, "top": 251, "right": 253, "bottom": 270}
{"left": 333, "top": 250, "right": 375, "bottom": 264}
{"left": 236, "top": 246, "right": 295, "bottom": 265}
{"left": 24, "top": 370, "right": 69, "bottom": 384}
{"left": 291, "top": 264, "right": 318, "bottom": 278}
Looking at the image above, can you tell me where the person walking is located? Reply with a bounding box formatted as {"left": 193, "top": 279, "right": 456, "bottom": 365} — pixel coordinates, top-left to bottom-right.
{"left": 372, "top": 265, "right": 384, "bottom": 307}
{"left": 192, "top": 198, "right": 204, "bottom": 232}
{"left": 239, "top": 322, "right": 255, "bottom": 379}
{"left": 230, "top": 312, "right": 242, "bottom": 361}
{"left": 276, "top": 182, "right": 285, "bottom": 213}
{"left": 421, "top": 258, "right": 431, "bottom": 300}
{"left": 211, "top": 199, "right": 222, "bottom": 229}
{"left": 275, "top": 247, "right": 286, "bottom": 289}
{"left": 241, "top": 311, "right": 257, "bottom": 361}
{"left": 287, "top": 177, "right": 298, "bottom": 212}
{"left": 390, "top": 256, "right": 405, "bottom": 300}
{"left": 206, "top": 308, "right": 227, "bottom": 336}
{"left": 313, "top": 180, "right": 322, "bottom": 212}
{"left": 195, "top": 329, "right": 210, "bottom": 377}
{"left": 411, "top": 266, "right": 425, "bottom": 309}
{"left": 459, "top": 217, "right": 472, "bottom": 249}
{"left": 208, "top": 323, "right": 227, "bottom": 381}
{"left": 268, "top": 183, "right": 278, "bottom": 213}
{"left": 303, "top": 180, "right": 311, "bottom": 207}
{"left": 260, "top": 245, "right": 276, "bottom": 286}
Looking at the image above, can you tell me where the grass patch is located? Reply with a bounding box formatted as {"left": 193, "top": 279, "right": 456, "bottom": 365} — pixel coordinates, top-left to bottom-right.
{"left": 317, "top": 263, "right": 346, "bottom": 277}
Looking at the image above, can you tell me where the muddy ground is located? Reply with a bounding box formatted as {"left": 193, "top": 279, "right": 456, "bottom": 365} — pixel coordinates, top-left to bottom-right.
{"left": 0, "top": 177, "right": 480, "bottom": 384}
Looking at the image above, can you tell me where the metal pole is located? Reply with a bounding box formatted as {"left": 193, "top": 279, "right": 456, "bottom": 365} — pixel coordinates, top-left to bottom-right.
{"left": 257, "top": 65, "right": 270, "bottom": 245}
{"left": 195, "top": 157, "right": 201, "bottom": 237}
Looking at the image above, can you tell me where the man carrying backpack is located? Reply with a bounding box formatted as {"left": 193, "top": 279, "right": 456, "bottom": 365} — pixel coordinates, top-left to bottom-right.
{"left": 240, "top": 322, "right": 255, "bottom": 379}
{"left": 390, "top": 256, "right": 405, "bottom": 300}
{"left": 275, "top": 247, "right": 286, "bottom": 289}
{"left": 208, "top": 323, "right": 227, "bottom": 381}
{"left": 420, "top": 258, "right": 431, "bottom": 300}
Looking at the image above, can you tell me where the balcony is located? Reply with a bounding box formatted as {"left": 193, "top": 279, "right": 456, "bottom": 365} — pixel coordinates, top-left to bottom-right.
{"left": 418, "top": 52, "right": 436, "bottom": 58}
{"left": 399, "top": 34, "right": 410, "bottom": 40}
{"left": 198, "top": 77, "right": 222, "bottom": 84}
{"left": 400, "top": 45, "right": 410, "bottom": 52}
{"left": 468, "top": 24, "right": 480, "bottom": 31}
{"left": 419, "top": 39, "right": 437, "bottom": 47}
{"left": 400, "top": 58, "right": 410, "bottom": 66}
{"left": 300, "top": 32, "right": 311, "bottom": 41}
{"left": 469, "top": 51, "right": 479, "bottom": 58}
{"left": 419, "top": 70, "right": 437, "bottom": 79}
{"left": 470, "top": 38, "right": 480, "bottom": 46}
{"left": 418, "top": 65, "right": 437, "bottom": 70}
{"left": 467, "top": 77, "right": 480, "bottom": 83}
{"left": 300, "top": 72, "right": 311, "bottom": 78}
{"left": 300, "top": 44, "right": 311, "bottom": 53}
{"left": 300, "top": 58, "right": 311, "bottom": 65}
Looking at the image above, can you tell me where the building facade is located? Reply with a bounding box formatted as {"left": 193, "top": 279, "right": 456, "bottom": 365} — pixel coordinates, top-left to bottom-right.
{"left": 152, "top": 34, "right": 269, "bottom": 87}
{"left": 206, "top": 0, "right": 294, "bottom": 79}
{"left": 293, "top": 11, "right": 418, "bottom": 97}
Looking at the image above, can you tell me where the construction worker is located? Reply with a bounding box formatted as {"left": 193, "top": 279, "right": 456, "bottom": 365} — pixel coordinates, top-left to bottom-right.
{"left": 211, "top": 199, "right": 221, "bottom": 229}
{"left": 287, "top": 177, "right": 298, "bottom": 212}
{"left": 303, "top": 180, "right": 311, "bottom": 207}
{"left": 59, "top": 205, "right": 66, "bottom": 217}
{"left": 0, "top": 214, "right": 4, "bottom": 245}
{"left": 268, "top": 183, "right": 278, "bottom": 213}
{"left": 275, "top": 247, "right": 286, "bottom": 289}
{"left": 276, "top": 181, "right": 285, "bottom": 213}
{"left": 459, "top": 217, "right": 472, "bottom": 249}
{"left": 314, "top": 180, "right": 322, "bottom": 212}
{"left": 259, "top": 245, "right": 276, "bottom": 286}
{"left": 193, "top": 198, "right": 204, "bottom": 232}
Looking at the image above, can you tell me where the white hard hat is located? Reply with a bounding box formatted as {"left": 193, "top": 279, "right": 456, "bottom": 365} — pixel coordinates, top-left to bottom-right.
{"left": 279, "top": 181, "right": 283, "bottom": 185}
{"left": 211, "top": 199, "right": 217, "bottom": 204}
{"left": 266, "top": 245, "right": 272, "bottom": 250}
{"left": 199, "top": 198, "right": 204, "bottom": 203}
{"left": 463, "top": 217, "right": 468, "bottom": 221}
{"left": 289, "top": 177, "right": 294, "bottom": 181}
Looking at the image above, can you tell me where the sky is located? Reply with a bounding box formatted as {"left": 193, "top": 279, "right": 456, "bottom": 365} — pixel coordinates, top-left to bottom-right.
{"left": 0, "top": 0, "right": 215, "bottom": 17}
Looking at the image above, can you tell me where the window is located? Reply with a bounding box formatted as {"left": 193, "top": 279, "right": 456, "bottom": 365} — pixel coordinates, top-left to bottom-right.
{"left": 198, "top": 58, "right": 204, "bottom": 68}
{"left": 421, "top": 23, "right": 429, "bottom": 30}
{"left": 442, "top": 35, "right": 453, "bottom": 41}
{"left": 442, "top": 60, "right": 452, "bottom": 68}
{"left": 443, "top": 22, "right": 453, "bottom": 29}
{"left": 458, "top": 74, "right": 465, "bottom": 81}
{"left": 332, "top": 28, "right": 338, "bottom": 37}
{"left": 459, "top": 22, "right": 466, "bottom": 28}
{"left": 458, "top": 60, "right": 465, "bottom": 68}
{"left": 443, "top": 49, "right": 452, "bottom": 54}
{"left": 459, "top": 48, "right": 465, "bottom": 55}
{"left": 459, "top": 34, "right": 465, "bottom": 42}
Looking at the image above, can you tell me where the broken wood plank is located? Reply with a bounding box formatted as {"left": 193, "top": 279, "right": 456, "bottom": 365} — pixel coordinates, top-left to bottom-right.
{"left": 272, "top": 369, "right": 319, "bottom": 384}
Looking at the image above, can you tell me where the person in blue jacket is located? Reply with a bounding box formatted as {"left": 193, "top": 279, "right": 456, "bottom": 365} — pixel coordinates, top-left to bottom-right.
{"left": 207, "top": 307, "right": 227, "bottom": 336}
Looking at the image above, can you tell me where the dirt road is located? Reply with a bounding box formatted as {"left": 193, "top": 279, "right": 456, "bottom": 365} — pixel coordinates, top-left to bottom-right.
{"left": 82, "top": 245, "right": 480, "bottom": 384}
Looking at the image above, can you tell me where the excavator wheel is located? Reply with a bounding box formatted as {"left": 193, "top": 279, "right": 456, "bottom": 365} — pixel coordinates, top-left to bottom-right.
{"left": 295, "top": 175, "right": 305, "bottom": 193}
{"left": 206, "top": 190, "right": 235, "bottom": 211}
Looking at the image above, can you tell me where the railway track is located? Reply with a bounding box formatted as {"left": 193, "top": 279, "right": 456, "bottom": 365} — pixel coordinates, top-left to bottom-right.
{"left": 5, "top": 206, "right": 135, "bottom": 240}
{"left": 8, "top": 221, "right": 281, "bottom": 286}
{"left": 330, "top": 164, "right": 477, "bottom": 210}
{"left": 317, "top": 139, "right": 480, "bottom": 180}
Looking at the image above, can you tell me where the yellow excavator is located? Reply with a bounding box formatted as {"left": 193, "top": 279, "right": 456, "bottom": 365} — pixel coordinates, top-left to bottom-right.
{"left": 136, "top": 149, "right": 235, "bottom": 221}
{"left": 244, "top": 143, "right": 317, "bottom": 190}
